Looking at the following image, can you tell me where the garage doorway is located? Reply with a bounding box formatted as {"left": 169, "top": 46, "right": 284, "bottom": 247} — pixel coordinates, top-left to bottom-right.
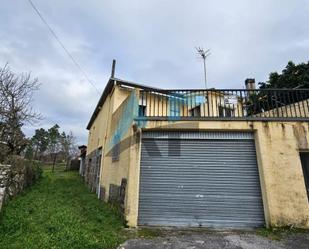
{"left": 138, "top": 131, "right": 265, "bottom": 228}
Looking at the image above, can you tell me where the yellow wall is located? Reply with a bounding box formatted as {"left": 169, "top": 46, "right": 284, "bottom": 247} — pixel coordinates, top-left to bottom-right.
{"left": 138, "top": 90, "right": 309, "bottom": 119}
{"left": 86, "top": 90, "right": 112, "bottom": 155}
{"left": 139, "top": 91, "right": 187, "bottom": 117}
{"left": 86, "top": 83, "right": 135, "bottom": 202}
{"left": 87, "top": 83, "right": 133, "bottom": 156}
{"left": 101, "top": 88, "right": 136, "bottom": 201}
{"left": 125, "top": 120, "right": 309, "bottom": 228}
{"left": 138, "top": 90, "right": 242, "bottom": 117}
{"left": 256, "top": 99, "right": 309, "bottom": 118}
{"left": 113, "top": 85, "right": 133, "bottom": 112}
{"left": 87, "top": 84, "right": 309, "bottom": 229}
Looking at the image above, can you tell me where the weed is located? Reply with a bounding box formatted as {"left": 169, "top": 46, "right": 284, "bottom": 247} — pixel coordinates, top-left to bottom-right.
{"left": 0, "top": 165, "right": 126, "bottom": 249}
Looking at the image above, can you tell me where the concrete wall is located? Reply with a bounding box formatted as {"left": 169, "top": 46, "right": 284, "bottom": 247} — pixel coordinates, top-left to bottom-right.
{"left": 86, "top": 84, "right": 138, "bottom": 216}
{"left": 125, "top": 120, "right": 309, "bottom": 228}
{"left": 85, "top": 87, "right": 111, "bottom": 195}
{"left": 86, "top": 84, "right": 309, "bottom": 228}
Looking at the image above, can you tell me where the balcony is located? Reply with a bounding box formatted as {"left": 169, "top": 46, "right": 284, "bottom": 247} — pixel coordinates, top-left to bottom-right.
{"left": 136, "top": 88, "right": 309, "bottom": 121}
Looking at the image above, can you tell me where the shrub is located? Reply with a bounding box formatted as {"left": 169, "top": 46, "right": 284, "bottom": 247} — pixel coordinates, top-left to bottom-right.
{"left": 4, "top": 156, "right": 43, "bottom": 189}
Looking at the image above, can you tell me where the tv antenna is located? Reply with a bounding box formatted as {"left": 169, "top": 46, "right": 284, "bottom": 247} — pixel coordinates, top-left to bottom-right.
{"left": 196, "top": 47, "right": 211, "bottom": 88}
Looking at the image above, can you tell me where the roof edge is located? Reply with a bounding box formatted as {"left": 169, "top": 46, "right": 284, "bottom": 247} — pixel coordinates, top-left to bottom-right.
{"left": 86, "top": 77, "right": 162, "bottom": 130}
{"left": 86, "top": 78, "right": 114, "bottom": 130}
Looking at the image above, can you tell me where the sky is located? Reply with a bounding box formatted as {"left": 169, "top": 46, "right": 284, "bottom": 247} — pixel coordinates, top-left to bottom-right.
{"left": 1, "top": 0, "right": 309, "bottom": 144}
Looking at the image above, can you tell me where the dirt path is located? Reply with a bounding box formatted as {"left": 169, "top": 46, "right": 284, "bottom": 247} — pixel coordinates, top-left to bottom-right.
{"left": 118, "top": 231, "right": 309, "bottom": 249}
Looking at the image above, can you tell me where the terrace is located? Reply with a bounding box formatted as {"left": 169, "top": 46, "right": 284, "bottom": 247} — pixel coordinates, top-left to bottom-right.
{"left": 136, "top": 88, "right": 309, "bottom": 121}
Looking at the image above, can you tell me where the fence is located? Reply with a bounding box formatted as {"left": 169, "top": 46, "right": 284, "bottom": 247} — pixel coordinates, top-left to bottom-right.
{"left": 137, "top": 88, "right": 309, "bottom": 120}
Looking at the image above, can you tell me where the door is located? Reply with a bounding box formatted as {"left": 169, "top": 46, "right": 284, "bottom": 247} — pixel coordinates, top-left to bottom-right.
{"left": 138, "top": 131, "right": 265, "bottom": 228}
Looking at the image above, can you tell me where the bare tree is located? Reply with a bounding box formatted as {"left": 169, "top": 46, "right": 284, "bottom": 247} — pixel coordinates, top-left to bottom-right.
{"left": 60, "top": 131, "right": 78, "bottom": 169}
{"left": 0, "top": 64, "right": 41, "bottom": 156}
{"left": 46, "top": 124, "right": 61, "bottom": 172}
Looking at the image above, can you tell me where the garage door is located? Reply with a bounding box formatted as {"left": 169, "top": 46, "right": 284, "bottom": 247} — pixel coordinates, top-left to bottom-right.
{"left": 138, "top": 131, "right": 265, "bottom": 228}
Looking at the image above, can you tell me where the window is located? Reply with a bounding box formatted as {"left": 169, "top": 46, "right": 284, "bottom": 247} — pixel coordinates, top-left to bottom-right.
{"left": 189, "top": 106, "right": 201, "bottom": 117}
{"left": 112, "top": 143, "right": 120, "bottom": 162}
{"left": 300, "top": 152, "right": 309, "bottom": 200}
{"left": 219, "top": 106, "right": 234, "bottom": 117}
{"left": 139, "top": 95, "right": 147, "bottom": 116}
{"left": 138, "top": 105, "right": 146, "bottom": 117}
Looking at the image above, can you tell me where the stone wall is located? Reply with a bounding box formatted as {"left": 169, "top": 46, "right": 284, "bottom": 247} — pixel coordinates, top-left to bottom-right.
{"left": 0, "top": 165, "right": 11, "bottom": 210}
{"left": 0, "top": 159, "right": 42, "bottom": 211}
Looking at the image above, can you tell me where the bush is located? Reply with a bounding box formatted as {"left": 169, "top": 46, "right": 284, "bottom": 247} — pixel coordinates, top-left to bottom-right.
{"left": 24, "top": 160, "right": 43, "bottom": 186}
{"left": 4, "top": 156, "right": 43, "bottom": 188}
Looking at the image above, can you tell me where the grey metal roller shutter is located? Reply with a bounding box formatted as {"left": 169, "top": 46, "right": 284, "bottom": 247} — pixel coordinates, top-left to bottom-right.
{"left": 138, "top": 131, "right": 265, "bottom": 228}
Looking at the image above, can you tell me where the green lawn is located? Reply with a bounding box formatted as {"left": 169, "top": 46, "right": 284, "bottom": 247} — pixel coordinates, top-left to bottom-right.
{"left": 0, "top": 166, "right": 127, "bottom": 249}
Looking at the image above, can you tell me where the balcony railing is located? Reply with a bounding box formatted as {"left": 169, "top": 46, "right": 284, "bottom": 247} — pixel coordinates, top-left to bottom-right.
{"left": 136, "top": 88, "right": 309, "bottom": 121}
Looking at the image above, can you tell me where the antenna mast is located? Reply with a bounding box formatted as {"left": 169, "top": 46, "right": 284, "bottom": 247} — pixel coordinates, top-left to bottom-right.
{"left": 196, "top": 47, "right": 211, "bottom": 88}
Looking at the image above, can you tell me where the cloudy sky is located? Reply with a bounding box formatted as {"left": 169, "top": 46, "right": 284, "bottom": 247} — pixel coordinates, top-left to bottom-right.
{"left": 1, "top": 0, "right": 308, "bottom": 143}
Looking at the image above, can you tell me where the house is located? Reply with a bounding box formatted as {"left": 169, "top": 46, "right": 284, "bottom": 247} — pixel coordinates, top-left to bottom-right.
{"left": 84, "top": 76, "right": 309, "bottom": 229}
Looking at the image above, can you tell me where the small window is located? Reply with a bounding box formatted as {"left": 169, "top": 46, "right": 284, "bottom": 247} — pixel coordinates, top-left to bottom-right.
{"left": 225, "top": 108, "right": 233, "bottom": 117}
{"left": 139, "top": 96, "right": 147, "bottom": 117}
{"left": 112, "top": 143, "right": 120, "bottom": 162}
{"left": 219, "top": 106, "right": 234, "bottom": 117}
{"left": 189, "top": 106, "right": 201, "bottom": 117}
{"left": 138, "top": 105, "right": 146, "bottom": 117}
{"left": 300, "top": 152, "right": 309, "bottom": 200}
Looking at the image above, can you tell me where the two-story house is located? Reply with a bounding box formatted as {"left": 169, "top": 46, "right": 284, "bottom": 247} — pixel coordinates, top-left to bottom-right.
{"left": 84, "top": 76, "right": 309, "bottom": 229}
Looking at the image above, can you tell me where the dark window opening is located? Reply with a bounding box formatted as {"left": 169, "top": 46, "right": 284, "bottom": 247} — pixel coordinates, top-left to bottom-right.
{"left": 138, "top": 105, "right": 146, "bottom": 117}
{"left": 300, "top": 152, "right": 309, "bottom": 201}
{"left": 219, "top": 106, "right": 234, "bottom": 117}
{"left": 112, "top": 143, "right": 120, "bottom": 162}
{"left": 189, "top": 106, "right": 201, "bottom": 117}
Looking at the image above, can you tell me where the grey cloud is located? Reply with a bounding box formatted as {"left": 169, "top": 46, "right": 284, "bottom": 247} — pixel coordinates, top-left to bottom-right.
{"left": 1, "top": 0, "right": 309, "bottom": 143}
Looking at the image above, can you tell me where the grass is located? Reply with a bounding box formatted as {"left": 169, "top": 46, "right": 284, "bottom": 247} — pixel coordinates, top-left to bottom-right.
{"left": 256, "top": 227, "right": 309, "bottom": 240}
{"left": 1, "top": 164, "right": 307, "bottom": 248}
{"left": 134, "top": 227, "right": 165, "bottom": 239}
{"left": 0, "top": 165, "right": 128, "bottom": 249}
